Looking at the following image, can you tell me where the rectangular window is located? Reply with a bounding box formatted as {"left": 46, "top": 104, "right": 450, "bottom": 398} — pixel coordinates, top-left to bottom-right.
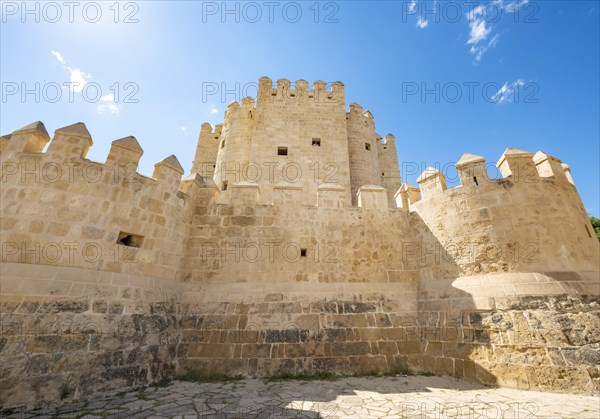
{"left": 300, "top": 248, "right": 307, "bottom": 257}
{"left": 221, "top": 140, "right": 226, "bottom": 149}
{"left": 278, "top": 147, "right": 288, "bottom": 156}
{"left": 222, "top": 180, "right": 228, "bottom": 191}
{"left": 312, "top": 138, "right": 321, "bottom": 147}
{"left": 365, "top": 143, "right": 371, "bottom": 151}
{"left": 117, "top": 232, "right": 144, "bottom": 248}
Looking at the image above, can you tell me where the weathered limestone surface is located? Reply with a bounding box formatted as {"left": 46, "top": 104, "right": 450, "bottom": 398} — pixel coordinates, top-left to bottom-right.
{"left": 5, "top": 377, "right": 600, "bottom": 418}
{"left": 1, "top": 78, "right": 599, "bottom": 409}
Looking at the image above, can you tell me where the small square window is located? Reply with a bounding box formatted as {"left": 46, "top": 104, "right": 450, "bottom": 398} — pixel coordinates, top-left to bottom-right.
{"left": 365, "top": 143, "right": 371, "bottom": 151}
{"left": 312, "top": 138, "right": 321, "bottom": 147}
{"left": 300, "top": 248, "right": 307, "bottom": 257}
{"left": 222, "top": 180, "right": 228, "bottom": 191}
{"left": 278, "top": 147, "right": 288, "bottom": 156}
{"left": 117, "top": 232, "right": 144, "bottom": 248}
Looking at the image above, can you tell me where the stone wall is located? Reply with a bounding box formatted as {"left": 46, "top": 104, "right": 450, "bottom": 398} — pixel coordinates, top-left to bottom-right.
{"left": 0, "top": 262, "right": 180, "bottom": 408}
{"left": 0, "top": 121, "right": 198, "bottom": 280}
{"left": 1, "top": 115, "right": 599, "bottom": 409}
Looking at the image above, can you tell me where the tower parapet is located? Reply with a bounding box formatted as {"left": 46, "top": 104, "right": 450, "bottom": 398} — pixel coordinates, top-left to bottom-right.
{"left": 47, "top": 122, "right": 93, "bottom": 160}
{"left": 106, "top": 136, "right": 144, "bottom": 170}
{"left": 456, "top": 153, "right": 487, "bottom": 187}
{"left": 496, "top": 147, "right": 539, "bottom": 183}
{"left": 2, "top": 121, "right": 50, "bottom": 155}
{"left": 416, "top": 166, "right": 447, "bottom": 199}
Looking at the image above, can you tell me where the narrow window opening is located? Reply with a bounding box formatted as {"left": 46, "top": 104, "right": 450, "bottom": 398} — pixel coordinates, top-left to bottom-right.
{"left": 277, "top": 147, "right": 288, "bottom": 156}
{"left": 212, "top": 164, "right": 216, "bottom": 168}
{"left": 382, "top": 172, "right": 385, "bottom": 176}
{"left": 271, "top": 92, "right": 277, "bottom": 96}
{"left": 312, "top": 138, "right": 321, "bottom": 147}
{"left": 117, "top": 232, "right": 144, "bottom": 248}
{"left": 585, "top": 225, "right": 592, "bottom": 238}
{"left": 221, "top": 140, "right": 226, "bottom": 149}
{"left": 300, "top": 248, "right": 307, "bottom": 257}
{"left": 290, "top": 93, "right": 296, "bottom": 97}
{"left": 383, "top": 146, "right": 387, "bottom": 150}
{"left": 365, "top": 143, "right": 371, "bottom": 151}
{"left": 473, "top": 176, "right": 479, "bottom": 186}
{"left": 119, "top": 235, "right": 132, "bottom": 246}
{"left": 222, "top": 180, "right": 228, "bottom": 191}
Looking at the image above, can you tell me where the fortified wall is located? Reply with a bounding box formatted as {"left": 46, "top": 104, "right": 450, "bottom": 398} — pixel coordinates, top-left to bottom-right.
{"left": 1, "top": 77, "right": 599, "bottom": 409}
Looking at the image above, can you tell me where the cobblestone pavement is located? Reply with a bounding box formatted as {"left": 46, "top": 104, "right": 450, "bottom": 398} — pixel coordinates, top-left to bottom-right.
{"left": 4, "top": 376, "right": 600, "bottom": 418}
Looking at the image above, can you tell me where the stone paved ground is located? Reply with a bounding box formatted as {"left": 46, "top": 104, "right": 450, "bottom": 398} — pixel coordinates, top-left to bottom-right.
{"left": 4, "top": 376, "right": 599, "bottom": 418}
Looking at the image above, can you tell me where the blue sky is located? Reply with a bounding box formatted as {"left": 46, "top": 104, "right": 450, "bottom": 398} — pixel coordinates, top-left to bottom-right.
{"left": 1, "top": 1, "right": 599, "bottom": 214}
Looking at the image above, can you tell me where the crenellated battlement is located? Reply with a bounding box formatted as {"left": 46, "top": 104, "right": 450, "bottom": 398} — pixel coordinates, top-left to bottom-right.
{"left": 2, "top": 121, "right": 187, "bottom": 193}
{"left": 0, "top": 121, "right": 206, "bottom": 281}
{"left": 255, "top": 76, "right": 345, "bottom": 105}
{"left": 399, "top": 147, "right": 596, "bottom": 276}
{"left": 405, "top": 148, "right": 578, "bottom": 206}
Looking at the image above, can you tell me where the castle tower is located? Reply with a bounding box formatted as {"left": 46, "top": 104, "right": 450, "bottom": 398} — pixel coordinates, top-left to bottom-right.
{"left": 191, "top": 122, "right": 222, "bottom": 178}
{"left": 346, "top": 103, "right": 382, "bottom": 205}
{"left": 377, "top": 134, "right": 402, "bottom": 207}
{"left": 244, "top": 77, "right": 352, "bottom": 205}
{"left": 213, "top": 98, "right": 254, "bottom": 191}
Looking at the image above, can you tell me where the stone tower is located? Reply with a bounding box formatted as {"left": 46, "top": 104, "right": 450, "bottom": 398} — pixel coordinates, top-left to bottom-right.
{"left": 191, "top": 77, "right": 401, "bottom": 207}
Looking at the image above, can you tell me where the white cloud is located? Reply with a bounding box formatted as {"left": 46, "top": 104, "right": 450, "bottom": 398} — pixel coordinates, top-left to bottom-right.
{"left": 465, "top": 1, "right": 530, "bottom": 63}
{"left": 467, "top": 18, "right": 491, "bottom": 45}
{"left": 50, "top": 50, "right": 65, "bottom": 64}
{"left": 100, "top": 92, "right": 114, "bottom": 102}
{"left": 97, "top": 92, "right": 120, "bottom": 116}
{"left": 465, "top": 5, "right": 498, "bottom": 62}
{"left": 493, "top": 0, "right": 530, "bottom": 13}
{"left": 491, "top": 79, "right": 526, "bottom": 104}
{"left": 408, "top": 0, "right": 417, "bottom": 13}
{"left": 209, "top": 105, "right": 218, "bottom": 115}
{"left": 470, "top": 34, "right": 500, "bottom": 62}
{"left": 416, "top": 17, "right": 428, "bottom": 29}
{"left": 50, "top": 50, "right": 91, "bottom": 93}
{"left": 68, "top": 68, "right": 91, "bottom": 93}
